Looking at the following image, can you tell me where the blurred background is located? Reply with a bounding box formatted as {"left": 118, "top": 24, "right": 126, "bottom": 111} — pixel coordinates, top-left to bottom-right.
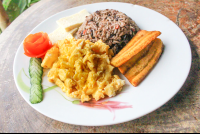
{"left": 0, "top": 0, "right": 40, "bottom": 34}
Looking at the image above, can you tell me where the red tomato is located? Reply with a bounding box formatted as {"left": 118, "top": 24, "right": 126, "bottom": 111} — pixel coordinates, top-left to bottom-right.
{"left": 83, "top": 30, "right": 87, "bottom": 35}
{"left": 23, "top": 32, "right": 52, "bottom": 58}
{"left": 115, "top": 25, "right": 120, "bottom": 29}
{"left": 24, "top": 46, "right": 48, "bottom": 58}
{"left": 24, "top": 32, "right": 43, "bottom": 43}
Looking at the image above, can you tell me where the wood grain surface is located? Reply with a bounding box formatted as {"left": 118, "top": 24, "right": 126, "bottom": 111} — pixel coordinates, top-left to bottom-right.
{"left": 0, "top": 0, "right": 200, "bottom": 133}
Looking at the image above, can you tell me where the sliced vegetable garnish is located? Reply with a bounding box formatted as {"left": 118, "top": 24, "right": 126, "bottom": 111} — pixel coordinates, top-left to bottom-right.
{"left": 29, "top": 58, "right": 43, "bottom": 104}
{"left": 23, "top": 32, "right": 52, "bottom": 58}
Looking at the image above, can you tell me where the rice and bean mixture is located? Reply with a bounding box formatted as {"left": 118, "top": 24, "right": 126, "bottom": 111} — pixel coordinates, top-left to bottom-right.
{"left": 76, "top": 9, "right": 140, "bottom": 55}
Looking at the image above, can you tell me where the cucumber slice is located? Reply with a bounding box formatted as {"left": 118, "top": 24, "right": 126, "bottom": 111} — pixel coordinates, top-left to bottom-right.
{"left": 29, "top": 84, "right": 43, "bottom": 104}
{"left": 30, "top": 77, "right": 42, "bottom": 85}
{"left": 29, "top": 58, "right": 43, "bottom": 104}
{"left": 29, "top": 58, "right": 43, "bottom": 77}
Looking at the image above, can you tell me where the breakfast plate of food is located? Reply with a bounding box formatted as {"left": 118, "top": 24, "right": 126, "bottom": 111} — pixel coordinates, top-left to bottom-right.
{"left": 13, "top": 2, "right": 191, "bottom": 126}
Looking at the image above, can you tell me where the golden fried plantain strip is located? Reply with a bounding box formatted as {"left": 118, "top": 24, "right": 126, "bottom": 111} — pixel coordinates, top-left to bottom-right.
{"left": 125, "top": 38, "right": 163, "bottom": 87}
{"left": 113, "top": 30, "right": 150, "bottom": 60}
{"left": 118, "top": 41, "right": 153, "bottom": 74}
{"left": 125, "top": 39, "right": 159, "bottom": 81}
{"left": 111, "top": 31, "right": 161, "bottom": 67}
{"left": 111, "top": 30, "right": 150, "bottom": 66}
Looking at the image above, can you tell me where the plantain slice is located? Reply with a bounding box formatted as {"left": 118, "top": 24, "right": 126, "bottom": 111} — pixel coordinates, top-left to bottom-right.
{"left": 113, "top": 30, "right": 150, "bottom": 59}
{"left": 118, "top": 41, "right": 153, "bottom": 74}
{"left": 111, "top": 30, "right": 161, "bottom": 67}
{"left": 124, "top": 38, "right": 164, "bottom": 87}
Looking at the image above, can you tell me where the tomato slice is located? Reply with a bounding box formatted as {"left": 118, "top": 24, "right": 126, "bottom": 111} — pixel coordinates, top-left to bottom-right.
{"left": 34, "top": 36, "right": 45, "bottom": 46}
{"left": 24, "top": 47, "right": 35, "bottom": 57}
{"left": 24, "top": 32, "right": 43, "bottom": 43}
{"left": 35, "top": 37, "right": 51, "bottom": 51}
{"left": 23, "top": 32, "right": 52, "bottom": 56}
{"left": 24, "top": 46, "right": 48, "bottom": 58}
{"left": 24, "top": 36, "right": 46, "bottom": 54}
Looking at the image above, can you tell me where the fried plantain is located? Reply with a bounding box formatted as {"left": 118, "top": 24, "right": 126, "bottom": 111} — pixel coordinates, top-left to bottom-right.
{"left": 111, "top": 30, "right": 161, "bottom": 67}
{"left": 124, "top": 38, "right": 164, "bottom": 87}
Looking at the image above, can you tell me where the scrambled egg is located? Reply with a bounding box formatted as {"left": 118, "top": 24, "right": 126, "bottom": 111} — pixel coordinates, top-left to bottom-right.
{"left": 42, "top": 34, "right": 125, "bottom": 102}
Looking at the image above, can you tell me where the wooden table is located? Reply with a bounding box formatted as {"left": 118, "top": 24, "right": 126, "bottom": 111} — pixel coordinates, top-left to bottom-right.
{"left": 0, "top": 0, "right": 199, "bottom": 132}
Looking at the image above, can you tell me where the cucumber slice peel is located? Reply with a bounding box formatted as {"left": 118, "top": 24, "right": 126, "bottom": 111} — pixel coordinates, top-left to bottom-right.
{"left": 29, "top": 58, "right": 43, "bottom": 104}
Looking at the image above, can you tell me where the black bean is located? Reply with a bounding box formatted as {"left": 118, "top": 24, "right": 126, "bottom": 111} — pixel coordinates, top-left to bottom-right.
{"left": 95, "top": 11, "right": 100, "bottom": 15}
{"left": 112, "top": 46, "right": 117, "bottom": 55}
{"left": 109, "top": 43, "right": 114, "bottom": 48}
{"left": 123, "top": 35, "right": 127, "bottom": 40}
{"left": 115, "top": 45, "right": 120, "bottom": 55}
{"left": 110, "top": 34, "right": 115, "bottom": 38}
{"left": 91, "top": 30, "right": 93, "bottom": 37}
{"left": 121, "top": 42, "right": 126, "bottom": 48}
{"left": 115, "top": 17, "right": 119, "bottom": 21}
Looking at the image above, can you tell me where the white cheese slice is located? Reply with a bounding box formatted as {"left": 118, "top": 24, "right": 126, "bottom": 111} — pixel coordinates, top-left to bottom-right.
{"left": 56, "top": 9, "right": 90, "bottom": 32}
{"left": 48, "top": 27, "right": 78, "bottom": 44}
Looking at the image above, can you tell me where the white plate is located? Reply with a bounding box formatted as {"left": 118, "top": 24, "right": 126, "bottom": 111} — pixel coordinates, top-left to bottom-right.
{"left": 13, "top": 2, "right": 191, "bottom": 126}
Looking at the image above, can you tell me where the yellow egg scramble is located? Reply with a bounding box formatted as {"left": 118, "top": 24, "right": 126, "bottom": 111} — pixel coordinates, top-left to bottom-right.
{"left": 41, "top": 34, "right": 125, "bottom": 102}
